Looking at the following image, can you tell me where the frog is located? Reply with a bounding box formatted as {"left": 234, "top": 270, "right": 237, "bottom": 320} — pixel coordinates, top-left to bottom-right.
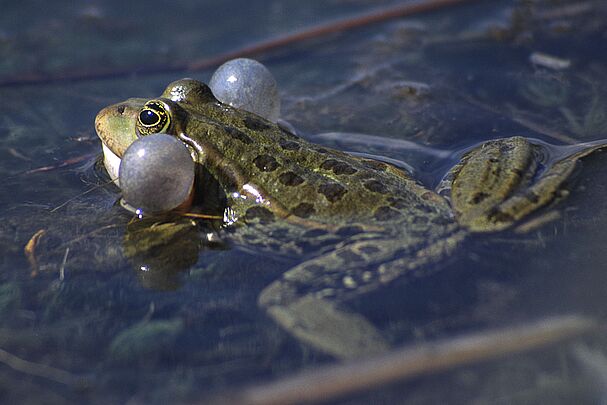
{"left": 95, "top": 78, "right": 606, "bottom": 359}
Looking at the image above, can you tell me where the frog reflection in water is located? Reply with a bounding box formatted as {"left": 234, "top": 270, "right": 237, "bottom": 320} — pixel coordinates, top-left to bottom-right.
{"left": 95, "top": 79, "right": 605, "bottom": 359}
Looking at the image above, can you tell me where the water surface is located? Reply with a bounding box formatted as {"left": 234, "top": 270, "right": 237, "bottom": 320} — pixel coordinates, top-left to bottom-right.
{"left": 1, "top": 1, "right": 607, "bottom": 403}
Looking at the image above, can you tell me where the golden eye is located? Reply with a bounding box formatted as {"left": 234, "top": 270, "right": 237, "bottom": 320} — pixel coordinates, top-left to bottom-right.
{"left": 136, "top": 101, "right": 170, "bottom": 135}
{"left": 139, "top": 109, "right": 160, "bottom": 126}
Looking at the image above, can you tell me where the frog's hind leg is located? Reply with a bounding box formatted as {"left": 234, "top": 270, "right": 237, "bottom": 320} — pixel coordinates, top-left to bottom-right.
{"left": 438, "top": 136, "right": 607, "bottom": 232}
{"left": 258, "top": 233, "right": 464, "bottom": 359}
{"left": 258, "top": 239, "right": 399, "bottom": 359}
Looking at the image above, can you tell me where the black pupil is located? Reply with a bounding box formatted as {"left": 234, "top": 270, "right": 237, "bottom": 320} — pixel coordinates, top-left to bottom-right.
{"left": 140, "top": 109, "right": 159, "bottom": 126}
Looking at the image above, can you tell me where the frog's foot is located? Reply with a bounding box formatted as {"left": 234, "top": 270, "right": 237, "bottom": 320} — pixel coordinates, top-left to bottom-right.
{"left": 261, "top": 292, "right": 389, "bottom": 359}
{"left": 438, "top": 136, "right": 607, "bottom": 232}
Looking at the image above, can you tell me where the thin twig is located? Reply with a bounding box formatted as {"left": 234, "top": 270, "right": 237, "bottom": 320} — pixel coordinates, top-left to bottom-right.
{"left": 50, "top": 179, "right": 116, "bottom": 213}
{"left": 0, "top": 0, "right": 480, "bottom": 88}
{"left": 218, "top": 315, "right": 595, "bottom": 405}
{"left": 182, "top": 212, "right": 223, "bottom": 220}
{"left": 58, "top": 247, "right": 69, "bottom": 281}
{"left": 22, "top": 153, "right": 97, "bottom": 175}
{"left": 188, "top": 0, "right": 480, "bottom": 70}
{"left": 0, "top": 347, "right": 85, "bottom": 386}
{"left": 56, "top": 224, "right": 121, "bottom": 251}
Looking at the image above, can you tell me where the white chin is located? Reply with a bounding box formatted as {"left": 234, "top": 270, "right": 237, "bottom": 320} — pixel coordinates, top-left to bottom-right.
{"left": 102, "top": 143, "right": 122, "bottom": 187}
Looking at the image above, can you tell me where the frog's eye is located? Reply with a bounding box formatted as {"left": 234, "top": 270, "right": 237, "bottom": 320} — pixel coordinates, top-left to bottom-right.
{"left": 136, "top": 101, "right": 170, "bottom": 135}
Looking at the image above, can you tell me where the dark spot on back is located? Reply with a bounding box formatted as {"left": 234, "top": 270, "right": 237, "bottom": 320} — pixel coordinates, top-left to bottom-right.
{"left": 431, "top": 216, "right": 452, "bottom": 226}
{"left": 253, "top": 155, "right": 279, "bottom": 172}
{"left": 488, "top": 209, "right": 515, "bottom": 224}
{"left": 245, "top": 206, "right": 274, "bottom": 224}
{"left": 320, "top": 159, "right": 338, "bottom": 171}
{"left": 414, "top": 203, "right": 434, "bottom": 213}
{"left": 303, "top": 228, "right": 329, "bottom": 238}
{"left": 224, "top": 126, "right": 253, "bottom": 144}
{"left": 291, "top": 202, "right": 316, "bottom": 218}
{"left": 320, "top": 159, "right": 357, "bottom": 175}
{"left": 279, "top": 171, "right": 304, "bottom": 186}
{"left": 471, "top": 192, "right": 489, "bottom": 204}
{"left": 358, "top": 245, "right": 381, "bottom": 255}
{"left": 243, "top": 116, "right": 271, "bottom": 131}
{"left": 269, "top": 228, "right": 289, "bottom": 239}
{"left": 334, "top": 164, "right": 356, "bottom": 175}
{"left": 386, "top": 197, "right": 408, "bottom": 209}
{"left": 336, "top": 225, "right": 364, "bottom": 237}
{"left": 296, "top": 240, "right": 314, "bottom": 252}
{"left": 374, "top": 206, "right": 400, "bottom": 221}
{"left": 337, "top": 250, "right": 364, "bottom": 262}
{"left": 363, "top": 179, "right": 388, "bottom": 194}
{"left": 315, "top": 148, "right": 329, "bottom": 154}
{"left": 318, "top": 183, "right": 347, "bottom": 203}
{"left": 278, "top": 138, "right": 301, "bottom": 151}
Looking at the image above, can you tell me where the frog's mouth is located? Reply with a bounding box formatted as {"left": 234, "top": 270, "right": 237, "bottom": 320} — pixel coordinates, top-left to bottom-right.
{"left": 101, "top": 143, "right": 122, "bottom": 185}
{"left": 95, "top": 99, "right": 146, "bottom": 185}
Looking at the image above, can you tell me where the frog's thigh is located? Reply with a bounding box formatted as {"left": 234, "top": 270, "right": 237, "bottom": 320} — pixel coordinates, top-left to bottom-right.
{"left": 439, "top": 136, "right": 607, "bottom": 232}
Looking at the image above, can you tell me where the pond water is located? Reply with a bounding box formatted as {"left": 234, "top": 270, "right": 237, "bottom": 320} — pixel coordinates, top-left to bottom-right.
{"left": 1, "top": 0, "right": 607, "bottom": 403}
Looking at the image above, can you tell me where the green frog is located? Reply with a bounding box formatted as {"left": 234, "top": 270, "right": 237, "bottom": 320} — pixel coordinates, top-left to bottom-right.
{"left": 95, "top": 78, "right": 605, "bottom": 359}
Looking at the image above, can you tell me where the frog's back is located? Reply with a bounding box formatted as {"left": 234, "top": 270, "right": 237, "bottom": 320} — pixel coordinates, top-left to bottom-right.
{"left": 183, "top": 100, "right": 454, "bottom": 231}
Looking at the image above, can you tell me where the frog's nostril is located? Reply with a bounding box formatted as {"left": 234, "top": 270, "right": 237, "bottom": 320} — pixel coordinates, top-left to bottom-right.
{"left": 117, "top": 105, "right": 126, "bottom": 114}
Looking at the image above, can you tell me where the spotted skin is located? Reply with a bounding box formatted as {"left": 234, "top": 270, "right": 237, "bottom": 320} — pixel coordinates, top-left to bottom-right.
{"left": 95, "top": 78, "right": 607, "bottom": 359}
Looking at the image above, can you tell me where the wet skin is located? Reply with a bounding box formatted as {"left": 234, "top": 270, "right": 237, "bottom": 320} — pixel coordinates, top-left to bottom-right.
{"left": 95, "top": 79, "right": 605, "bottom": 358}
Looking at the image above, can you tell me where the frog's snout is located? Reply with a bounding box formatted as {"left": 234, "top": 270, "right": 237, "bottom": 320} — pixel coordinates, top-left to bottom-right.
{"left": 95, "top": 105, "right": 121, "bottom": 145}
{"left": 94, "top": 101, "right": 141, "bottom": 158}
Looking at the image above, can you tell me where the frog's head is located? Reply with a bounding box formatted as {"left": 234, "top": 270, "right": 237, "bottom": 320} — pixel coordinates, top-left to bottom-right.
{"left": 94, "top": 79, "right": 217, "bottom": 182}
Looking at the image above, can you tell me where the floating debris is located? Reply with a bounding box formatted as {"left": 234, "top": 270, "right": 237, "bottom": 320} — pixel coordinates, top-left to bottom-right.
{"left": 530, "top": 52, "right": 571, "bottom": 70}
{"left": 58, "top": 247, "right": 69, "bottom": 282}
{"left": 24, "top": 229, "right": 46, "bottom": 277}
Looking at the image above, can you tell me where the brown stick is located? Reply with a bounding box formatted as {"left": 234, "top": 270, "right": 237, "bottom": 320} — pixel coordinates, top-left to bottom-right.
{"left": 218, "top": 315, "right": 595, "bottom": 405}
{"left": 188, "top": 0, "right": 480, "bottom": 70}
{"left": 0, "top": 0, "right": 479, "bottom": 87}
{"left": 23, "top": 153, "right": 97, "bottom": 175}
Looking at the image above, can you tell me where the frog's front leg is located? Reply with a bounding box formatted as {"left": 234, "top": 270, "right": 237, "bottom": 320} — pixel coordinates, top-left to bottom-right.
{"left": 438, "top": 136, "right": 607, "bottom": 232}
